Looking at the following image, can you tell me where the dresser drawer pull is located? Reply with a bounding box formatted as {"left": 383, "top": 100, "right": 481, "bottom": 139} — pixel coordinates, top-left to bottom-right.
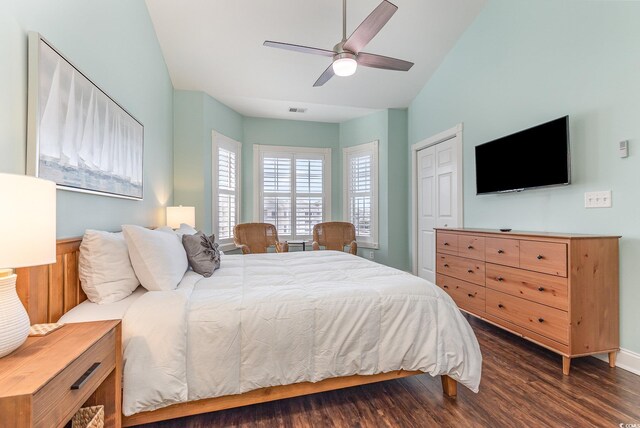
{"left": 443, "top": 285, "right": 449, "bottom": 289}
{"left": 537, "top": 254, "right": 544, "bottom": 260}
{"left": 467, "top": 245, "right": 474, "bottom": 250}
{"left": 497, "top": 276, "right": 504, "bottom": 282}
{"left": 443, "top": 242, "right": 450, "bottom": 246}
{"left": 497, "top": 249, "right": 504, "bottom": 254}
{"left": 538, "top": 287, "right": 545, "bottom": 292}
{"left": 443, "top": 264, "right": 449, "bottom": 268}
{"left": 468, "top": 293, "right": 475, "bottom": 298}
{"left": 498, "top": 304, "right": 504, "bottom": 309}
{"left": 467, "top": 269, "right": 474, "bottom": 273}
{"left": 71, "top": 362, "right": 101, "bottom": 390}
{"left": 538, "top": 318, "right": 545, "bottom": 323}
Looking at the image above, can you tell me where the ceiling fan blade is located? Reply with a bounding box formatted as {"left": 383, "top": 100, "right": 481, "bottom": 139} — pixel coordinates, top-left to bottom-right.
{"left": 263, "top": 41, "right": 335, "bottom": 57}
{"left": 343, "top": 0, "right": 397, "bottom": 54}
{"left": 313, "top": 64, "right": 335, "bottom": 87}
{"left": 357, "top": 52, "right": 413, "bottom": 71}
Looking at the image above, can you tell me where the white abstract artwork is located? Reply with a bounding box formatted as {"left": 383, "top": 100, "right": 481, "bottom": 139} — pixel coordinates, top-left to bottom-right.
{"left": 28, "top": 34, "right": 144, "bottom": 199}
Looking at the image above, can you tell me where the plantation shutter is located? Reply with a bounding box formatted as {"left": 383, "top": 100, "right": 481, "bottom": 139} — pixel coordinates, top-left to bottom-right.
{"left": 217, "top": 147, "right": 236, "bottom": 240}
{"left": 262, "top": 155, "right": 293, "bottom": 236}
{"left": 344, "top": 141, "right": 378, "bottom": 248}
{"left": 295, "top": 157, "right": 324, "bottom": 236}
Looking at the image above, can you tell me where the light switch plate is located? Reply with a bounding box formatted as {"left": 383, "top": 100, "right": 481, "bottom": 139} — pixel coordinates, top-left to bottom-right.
{"left": 584, "top": 191, "right": 612, "bottom": 208}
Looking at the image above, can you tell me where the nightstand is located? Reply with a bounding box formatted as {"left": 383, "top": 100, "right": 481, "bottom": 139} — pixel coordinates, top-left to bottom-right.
{"left": 0, "top": 320, "right": 122, "bottom": 428}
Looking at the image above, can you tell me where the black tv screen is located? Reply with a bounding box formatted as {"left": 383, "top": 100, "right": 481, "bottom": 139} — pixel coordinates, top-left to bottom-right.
{"left": 475, "top": 116, "right": 570, "bottom": 194}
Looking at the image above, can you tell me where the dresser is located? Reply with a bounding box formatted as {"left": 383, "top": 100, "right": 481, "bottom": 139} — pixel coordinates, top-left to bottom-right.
{"left": 0, "top": 320, "right": 121, "bottom": 428}
{"left": 435, "top": 228, "right": 620, "bottom": 375}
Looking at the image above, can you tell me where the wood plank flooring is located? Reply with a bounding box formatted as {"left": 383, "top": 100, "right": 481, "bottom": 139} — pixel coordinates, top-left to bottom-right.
{"left": 140, "top": 316, "right": 640, "bottom": 427}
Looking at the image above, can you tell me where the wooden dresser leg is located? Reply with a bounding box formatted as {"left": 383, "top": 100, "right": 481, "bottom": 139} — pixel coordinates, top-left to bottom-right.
{"left": 608, "top": 351, "right": 617, "bottom": 368}
{"left": 441, "top": 375, "right": 457, "bottom": 398}
{"left": 562, "top": 356, "right": 571, "bottom": 376}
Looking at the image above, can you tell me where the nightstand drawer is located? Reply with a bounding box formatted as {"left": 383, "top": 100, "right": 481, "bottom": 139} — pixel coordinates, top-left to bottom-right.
{"left": 33, "top": 328, "right": 116, "bottom": 428}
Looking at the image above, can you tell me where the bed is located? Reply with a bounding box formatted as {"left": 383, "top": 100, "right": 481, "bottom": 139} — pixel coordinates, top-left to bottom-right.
{"left": 16, "top": 237, "right": 482, "bottom": 426}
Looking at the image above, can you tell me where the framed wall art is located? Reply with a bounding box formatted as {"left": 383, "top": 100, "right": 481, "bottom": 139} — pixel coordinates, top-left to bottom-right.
{"left": 27, "top": 32, "right": 144, "bottom": 200}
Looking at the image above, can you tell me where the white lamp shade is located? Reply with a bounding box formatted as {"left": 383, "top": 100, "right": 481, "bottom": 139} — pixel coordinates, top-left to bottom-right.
{"left": 0, "top": 173, "right": 56, "bottom": 269}
{"left": 166, "top": 206, "right": 195, "bottom": 229}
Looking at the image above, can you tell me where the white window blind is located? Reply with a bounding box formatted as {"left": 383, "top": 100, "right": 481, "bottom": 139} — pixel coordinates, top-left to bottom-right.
{"left": 344, "top": 141, "right": 378, "bottom": 248}
{"left": 254, "top": 145, "right": 331, "bottom": 240}
{"left": 212, "top": 132, "right": 241, "bottom": 249}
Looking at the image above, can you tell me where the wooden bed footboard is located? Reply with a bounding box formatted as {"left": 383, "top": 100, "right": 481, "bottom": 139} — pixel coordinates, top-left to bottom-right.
{"left": 17, "top": 238, "right": 459, "bottom": 427}
{"left": 123, "top": 372, "right": 458, "bottom": 427}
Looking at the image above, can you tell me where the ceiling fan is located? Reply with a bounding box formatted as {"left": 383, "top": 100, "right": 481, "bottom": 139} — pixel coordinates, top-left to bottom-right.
{"left": 264, "top": 0, "right": 414, "bottom": 87}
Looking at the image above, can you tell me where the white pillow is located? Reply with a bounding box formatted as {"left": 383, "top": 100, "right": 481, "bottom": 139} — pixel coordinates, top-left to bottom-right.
{"left": 79, "top": 230, "right": 140, "bottom": 304}
{"left": 175, "top": 223, "right": 197, "bottom": 237}
{"left": 122, "top": 225, "right": 188, "bottom": 291}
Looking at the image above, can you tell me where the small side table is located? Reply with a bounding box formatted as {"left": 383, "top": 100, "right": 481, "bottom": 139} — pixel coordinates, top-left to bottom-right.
{"left": 287, "top": 240, "right": 309, "bottom": 251}
{"left": 0, "top": 320, "right": 122, "bottom": 428}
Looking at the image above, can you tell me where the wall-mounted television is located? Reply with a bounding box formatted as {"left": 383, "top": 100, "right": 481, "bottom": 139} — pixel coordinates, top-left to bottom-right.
{"left": 475, "top": 116, "right": 570, "bottom": 194}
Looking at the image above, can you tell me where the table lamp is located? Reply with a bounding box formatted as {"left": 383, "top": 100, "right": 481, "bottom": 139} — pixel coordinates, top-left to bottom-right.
{"left": 0, "top": 173, "right": 56, "bottom": 357}
{"left": 166, "top": 205, "right": 195, "bottom": 229}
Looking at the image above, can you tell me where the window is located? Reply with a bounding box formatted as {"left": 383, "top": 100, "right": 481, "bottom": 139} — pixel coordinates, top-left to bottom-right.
{"left": 254, "top": 145, "right": 331, "bottom": 240}
{"left": 212, "top": 132, "right": 241, "bottom": 250}
{"left": 343, "top": 141, "right": 378, "bottom": 249}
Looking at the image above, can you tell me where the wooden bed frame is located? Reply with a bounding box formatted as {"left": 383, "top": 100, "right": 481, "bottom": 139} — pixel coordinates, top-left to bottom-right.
{"left": 16, "top": 237, "right": 459, "bottom": 427}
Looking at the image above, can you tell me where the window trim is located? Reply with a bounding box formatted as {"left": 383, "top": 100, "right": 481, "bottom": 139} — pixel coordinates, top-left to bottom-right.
{"left": 212, "top": 131, "right": 241, "bottom": 252}
{"left": 343, "top": 140, "right": 379, "bottom": 249}
{"left": 253, "top": 144, "right": 332, "bottom": 240}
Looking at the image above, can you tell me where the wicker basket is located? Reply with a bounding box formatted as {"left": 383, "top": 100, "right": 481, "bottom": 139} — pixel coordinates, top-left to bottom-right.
{"left": 72, "top": 405, "right": 104, "bottom": 428}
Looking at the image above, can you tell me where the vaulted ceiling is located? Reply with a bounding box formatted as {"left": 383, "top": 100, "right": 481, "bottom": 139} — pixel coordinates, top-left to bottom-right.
{"left": 145, "top": 0, "right": 486, "bottom": 122}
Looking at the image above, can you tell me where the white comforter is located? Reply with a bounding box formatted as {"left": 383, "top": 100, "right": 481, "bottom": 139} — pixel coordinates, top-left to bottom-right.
{"left": 108, "top": 251, "right": 481, "bottom": 415}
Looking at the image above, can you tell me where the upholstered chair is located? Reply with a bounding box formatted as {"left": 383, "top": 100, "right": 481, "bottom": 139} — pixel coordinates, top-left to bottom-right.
{"left": 233, "top": 223, "right": 289, "bottom": 254}
{"left": 312, "top": 222, "right": 358, "bottom": 255}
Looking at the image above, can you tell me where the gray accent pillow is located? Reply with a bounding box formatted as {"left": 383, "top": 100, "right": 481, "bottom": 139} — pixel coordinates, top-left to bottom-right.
{"left": 182, "top": 232, "right": 221, "bottom": 277}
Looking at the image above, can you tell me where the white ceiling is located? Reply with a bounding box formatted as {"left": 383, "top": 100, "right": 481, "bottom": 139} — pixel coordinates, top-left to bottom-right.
{"left": 145, "top": 0, "right": 486, "bottom": 123}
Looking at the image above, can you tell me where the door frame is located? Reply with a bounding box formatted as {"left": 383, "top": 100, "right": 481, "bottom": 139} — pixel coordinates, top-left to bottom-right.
{"left": 411, "top": 123, "right": 464, "bottom": 276}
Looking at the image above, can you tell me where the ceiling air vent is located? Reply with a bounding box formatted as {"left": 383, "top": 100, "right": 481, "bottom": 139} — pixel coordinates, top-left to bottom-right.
{"left": 288, "top": 107, "right": 307, "bottom": 113}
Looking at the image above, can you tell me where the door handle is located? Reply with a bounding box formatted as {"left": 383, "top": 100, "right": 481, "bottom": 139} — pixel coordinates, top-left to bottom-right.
{"left": 497, "top": 249, "right": 504, "bottom": 254}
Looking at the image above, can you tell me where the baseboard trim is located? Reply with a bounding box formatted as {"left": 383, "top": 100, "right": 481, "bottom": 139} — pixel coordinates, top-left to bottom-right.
{"left": 593, "top": 348, "right": 640, "bottom": 376}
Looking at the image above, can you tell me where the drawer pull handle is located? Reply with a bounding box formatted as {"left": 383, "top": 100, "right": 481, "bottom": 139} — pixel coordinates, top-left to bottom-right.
{"left": 443, "top": 242, "right": 450, "bottom": 246}
{"left": 498, "top": 304, "right": 504, "bottom": 309}
{"left": 467, "top": 245, "right": 474, "bottom": 250}
{"left": 443, "top": 264, "right": 449, "bottom": 268}
{"left": 71, "top": 362, "right": 101, "bottom": 390}
{"left": 497, "top": 276, "right": 504, "bottom": 282}
{"left": 443, "top": 285, "right": 449, "bottom": 289}
{"left": 538, "top": 318, "right": 545, "bottom": 323}
{"left": 468, "top": 293, "right": 475, "bottom": 298}
{"left": 538, "top": 287, "right": 545, "bottom": 292}
{"left": 497, "top": 249, "right": 504, "bottom": 254}
{"left": 537, "top": 254, "right": 544, "bottom": 260}
{"left": 467, "top": 269, "right": 474, "bottom": 273}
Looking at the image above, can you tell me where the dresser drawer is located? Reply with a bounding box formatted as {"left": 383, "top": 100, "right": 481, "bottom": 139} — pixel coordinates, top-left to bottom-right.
{"left": 33, "top": 328, "right": 116, "bottom": 428}
{"left": 486, "top": 290, "right": 569, "bottom": 344}
{"left": 458, "top": 235, "right": 485, "bottom": 261}
{"left": 485, "top": 238, "right": 519, "bottom": 267}
{"left": 520, "top": 241, "right": 567, "bottom": 277}
{"left": 437, "top": 274, "right": 486, "bottom": 313}
{"left": 436, "top": 254, "right": 485, "bottom": 286}
{"left": 436, "top": 232, "right": 459, "bottom": 255}
{"left": 486, "top": 264, "right": 568, "bottom": 311}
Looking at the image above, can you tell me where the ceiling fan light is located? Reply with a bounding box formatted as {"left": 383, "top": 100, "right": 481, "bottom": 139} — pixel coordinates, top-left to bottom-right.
{"left": 332, "top": 57, "right": 358, "bottom": 77}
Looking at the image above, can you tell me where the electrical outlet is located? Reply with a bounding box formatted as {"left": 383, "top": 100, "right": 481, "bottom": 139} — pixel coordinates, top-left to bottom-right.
{"left": 368, "top": 251, "right": 374, "bottom": 260}
{"left": 584, "top": 191, "right": 612, "bottom": 208}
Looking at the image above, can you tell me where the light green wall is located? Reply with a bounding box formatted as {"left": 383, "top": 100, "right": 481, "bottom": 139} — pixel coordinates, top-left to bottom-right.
{"left": 338, "top": 109, "right": 409, "bottom": 270}
{"left": 241, "top": 117, "right": 340, "bottom": 222}
{"left": 408, "top": 0, "right": 640, "bottom": 353}
{"left": 1, "top": 0, "right": 174, "bottom": 238}
{"left": 173, "top": 90, "right": 244, "bottom": 233}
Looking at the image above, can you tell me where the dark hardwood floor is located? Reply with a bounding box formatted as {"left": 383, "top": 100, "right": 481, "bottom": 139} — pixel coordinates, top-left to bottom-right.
{"left": 141, "top": 316, "right": 640, "bottom": 427}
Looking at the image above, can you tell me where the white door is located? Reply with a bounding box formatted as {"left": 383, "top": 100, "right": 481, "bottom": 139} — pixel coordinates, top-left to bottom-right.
{"left": 417, "top": 137, "right": 460, "bottom": 282}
